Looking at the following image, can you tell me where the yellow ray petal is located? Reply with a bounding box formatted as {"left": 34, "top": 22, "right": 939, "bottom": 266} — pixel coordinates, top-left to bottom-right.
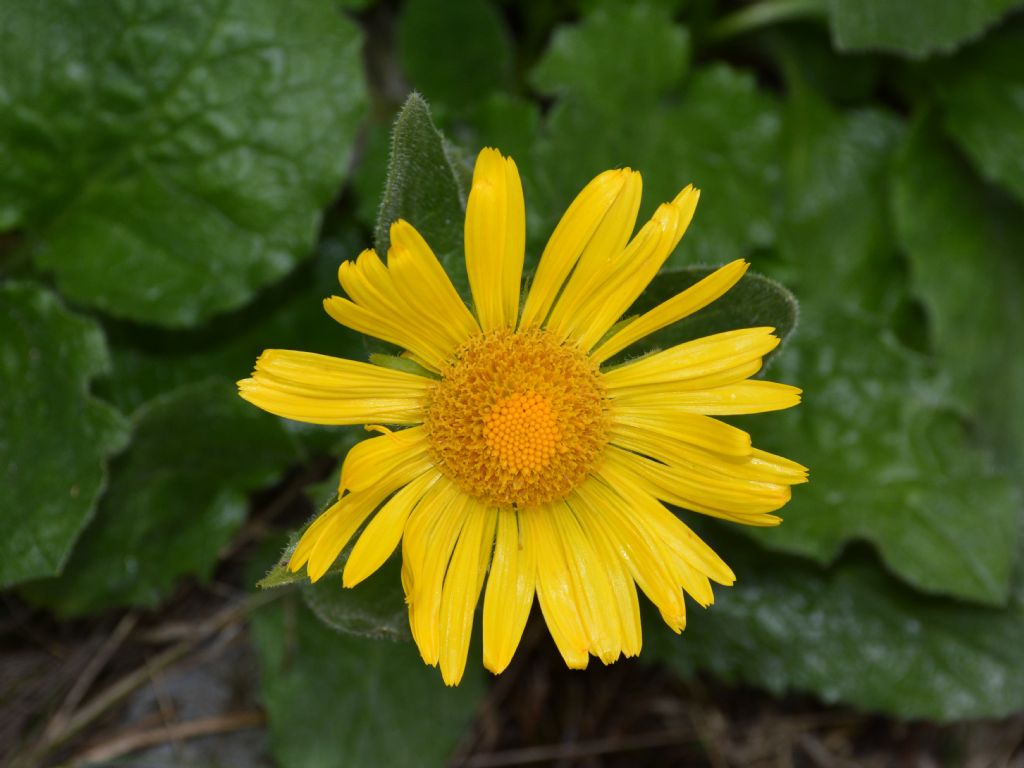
{"left": 521, "top": 506, "right": 590, "bottom": 669}
{"left": 439, "top": 502, "right": 497, "bottom": 686}
{"left": 562, "top": 186, "right": 700, "bottom": 349}
{"left": 388, "top": 219, "right": 480, "bottom": 346}
{"left": 297, "top": 483, "right": 401, "bottom": 582}
{"left": 339, "top": 425, "right": 431, "bottom": 493}
{"left": 465, "top": 148, "right": 525, "bottom": 330}
{"left": 568, "top": 498, "right": 642, "bottom": 657}
{"left": 572, "top": 478, "right": 687, "bottom": 632}
{"left": 610, "top": 380, "right": 802, "bottom": 415}
{"left": 591, "top": 259, "right": 749, "bottom": 364}
{"left": 520, "top": 169, "right": 638, "bottom": 328}
{"left": 599, "top": 455, "right": 736, "bottom": 588}
{"left": 607, "top": 442, "right": 790, "bottom": 518}
{"left": 483, "top": 509, "right": 537, "bottom": 674}
{"left": 609, "top": 409, "right": 752, "bottom": 456}
{"left": 611, "top": 421, "right": 807, "bottom": 487}
{"left": 343, "top": 470, "right": 441, "bottom": 588}
{"left": 238, "top": 349, "right": 431, "bottom": 426}
{"left": 603, "top": 328, "right": 779, "bottom": 391}
{"left": 551, "top": 501, "right": 626, "bottom": 664}
{"left": 330, "top": 250, "right": 456, "bottom": 371}
{"left": 408, "top": 489, "right": 472, "bottom": 666}
{"left": 545, "top": 173, "right": 644, "bottom": 337}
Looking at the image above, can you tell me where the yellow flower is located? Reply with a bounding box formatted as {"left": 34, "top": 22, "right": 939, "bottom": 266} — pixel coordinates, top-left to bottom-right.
{"left": 239, "top": 148, "right": 806, "bottom": 685}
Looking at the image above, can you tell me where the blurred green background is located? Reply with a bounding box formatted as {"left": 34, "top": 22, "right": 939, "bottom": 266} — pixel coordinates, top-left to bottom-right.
{"left": 2, "top": 0, "right": 1023, "bottom": 765}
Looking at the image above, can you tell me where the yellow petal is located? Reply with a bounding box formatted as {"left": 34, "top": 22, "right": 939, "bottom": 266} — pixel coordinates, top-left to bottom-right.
{"left": 610, "top": 380, "right": 802, "bottom": 415}
{"left": 599, "top": 455, "right": 736, "bottom": 588}
{"left": 483, "top": 509, "right": 537, "bottom": 674}
{"left": 544, "top": 172, "right": 644, "bottom": 336}
{"left": 519, "top": 169, "right": 637, "bottom": 328}
{"left": 561, "top": 186, "right": 701, "bottom": 349}
{"left": 603, "top": 328, "right": 780, "bottom": 391}
{"left": 299, "top": 485, "right": 394, "bottom": 582}
{"left": 572, "top": 478, "right": 686, "bottom": 632}
{"left": 591, "top": 259, "right": 749, "bottom": 364}
{"left": 610, "top": 409, "right": 752, "bottom": 456}
{"left": 568, "top": 497, "right": 642, "bottom": 657}
{"left": 388, "top": 219, "right": 480, "bottom": 346}
{"left": 339, "top": 425, "right": 431, "bottom": 493}
{"left": 550, "top": 501, "right": 624, "bottom": 664}
{"left": 521, "top": 506, "right": 589, "bottom": 669}
{"left": 465, "top": 148, "right": 525, "bottom": 330}
{"left": 606, "top": 442, "right": 790, "bottom": 518}
{"left": 238, "top": 349, "right": 430, "bottom": 425}
{"left": 438, "top": 502, "right": 497, "bottom": 686}
{"left": 327, "top": 250, "right": 454, "bottom": 371}
{"left": 407, "top": 488, "right": 472, "bottom": 666}
{"left": 343, "top": 470, "right": 441, "bottom": 588}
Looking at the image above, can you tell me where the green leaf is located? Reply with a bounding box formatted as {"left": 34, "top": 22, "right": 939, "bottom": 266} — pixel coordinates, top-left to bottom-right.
{"left": 747, "top": 312, "right": 1020, "bottom": 605}
{"left": 251, "top": 592, "right": 484, "bottom": 768}
{"left": 648, "top": 529, "right": 1024, "bottom": 720}
{"left": 738, "top": 93, "right": 1021, "bottom": 605}
{"left": 397, "top": 0, "right": 513, "bottom": 110}
{"left": 374, "top": 94, "right": 471, "bottom": 298}
{"left": 0, "top": 282, "right": 128, "bottom": 587}
{"left": 826, "top": 0, "right": 1024, "bottom": 58}
{"left": 99, "top": 235, "right": 364, "bottom": 416}
{"left": 615, "top": 268, "right": 799, "bottom": 364}
{"left": 303, "top": 556, "right": 410, "bottom": 641}
{"left": 0, "top": 0, "right": 366, "bottom": 326}
{"left": 531, "top": 3, "right": 691, "bottom": 109}
{"left": 931, "top": 22, "right": 1024, "bottom": 208}
{"left": 533, "top": 63, "right": 782, "bottom": 267}
{"left": 893, "top": 120, "right": 1024, "bottom": 477}
{"left": 22, "top": 380, "right": 300, "bottom": 616}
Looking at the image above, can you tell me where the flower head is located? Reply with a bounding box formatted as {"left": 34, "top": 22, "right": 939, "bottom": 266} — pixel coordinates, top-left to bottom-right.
{"left": 239, "top": 148, "right": 806, "bottom": 685}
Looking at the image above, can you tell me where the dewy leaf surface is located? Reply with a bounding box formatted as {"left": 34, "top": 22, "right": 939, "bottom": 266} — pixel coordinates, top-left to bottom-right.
{"left": 251, "top": 592, "right": 483, "bottom": 768}
{"left": 374, "top": 94, "right": 471, "bottom": 298}
{"left": 648, "top": 529, "right": 1024, "bottom": 721}
{"left": 893, "top": 120, "right": 1024, "bottom": 478}
{"left": 0, "top": 282, "right": 128, "bottom": 587}
{"left": 22, "top": 380, "right": 300, "bottom": 616}
{"left": 930, "top": 21, "right": 1024, "bottom": 208}
{"left": 100, "top": 235, "right": 364, "bottom": 415}
{"left": 0, "top": 0, "right": 366, "bottom": 326}
{"left": 739, "top": 92, "right": 1020, "bottom": 605}
{"left": 826, "top": 0, "right": 1024, "bottom": 58}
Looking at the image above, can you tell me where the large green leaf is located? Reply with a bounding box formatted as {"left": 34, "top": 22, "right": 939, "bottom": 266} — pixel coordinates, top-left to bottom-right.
{"left": 826, "top": 0, "right": 1024, "bottom": 58}
{"left": 930, "top": 22, "right": 1024, "bottom": 208}
{"left": 648, "top": 529, "right": 1024, "bottom": 720}
{"left": 738, "top": 92, "right": 1021, "bottom": 605}
{"left": 99, "top": 234, "right": 365, "bottom": 452}
{"left": 533, "top": 61, "right": 782, "bottom": 267}
{"left": 530, "top": 3, "right": 690, "bottom": 110}
{"left": 251, "top": 592, "right": 483, "bottom": 768}
{"left": 374, "top": 94, "right": 471, "bottom": 298}
{"left": 747, "top": 312, "right": 1020, "bottom": 605}
{"left": 22, "top": 380, "right": 300, "bottom": 616}
{"left": 0, "top": 0, "right": 366, "bottom": 326}
{"left": 0, "top": 282, "right": 128, "bottom": 587}
{"left": 397, "top": 0, "right": 513, "bottom": 111}
{"left": 893, "top": 120, "right": 1024, "bottom": 477}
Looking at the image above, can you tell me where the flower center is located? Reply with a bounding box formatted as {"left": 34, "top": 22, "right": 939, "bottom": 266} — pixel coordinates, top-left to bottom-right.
{"left": 425, "top": 327, "right": 608, "bottom": 508}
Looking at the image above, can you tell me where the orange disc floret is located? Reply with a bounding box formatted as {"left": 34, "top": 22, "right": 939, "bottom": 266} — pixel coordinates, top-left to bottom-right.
{"left": 425, "top": 327, "right": 608, "bottom": 507}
